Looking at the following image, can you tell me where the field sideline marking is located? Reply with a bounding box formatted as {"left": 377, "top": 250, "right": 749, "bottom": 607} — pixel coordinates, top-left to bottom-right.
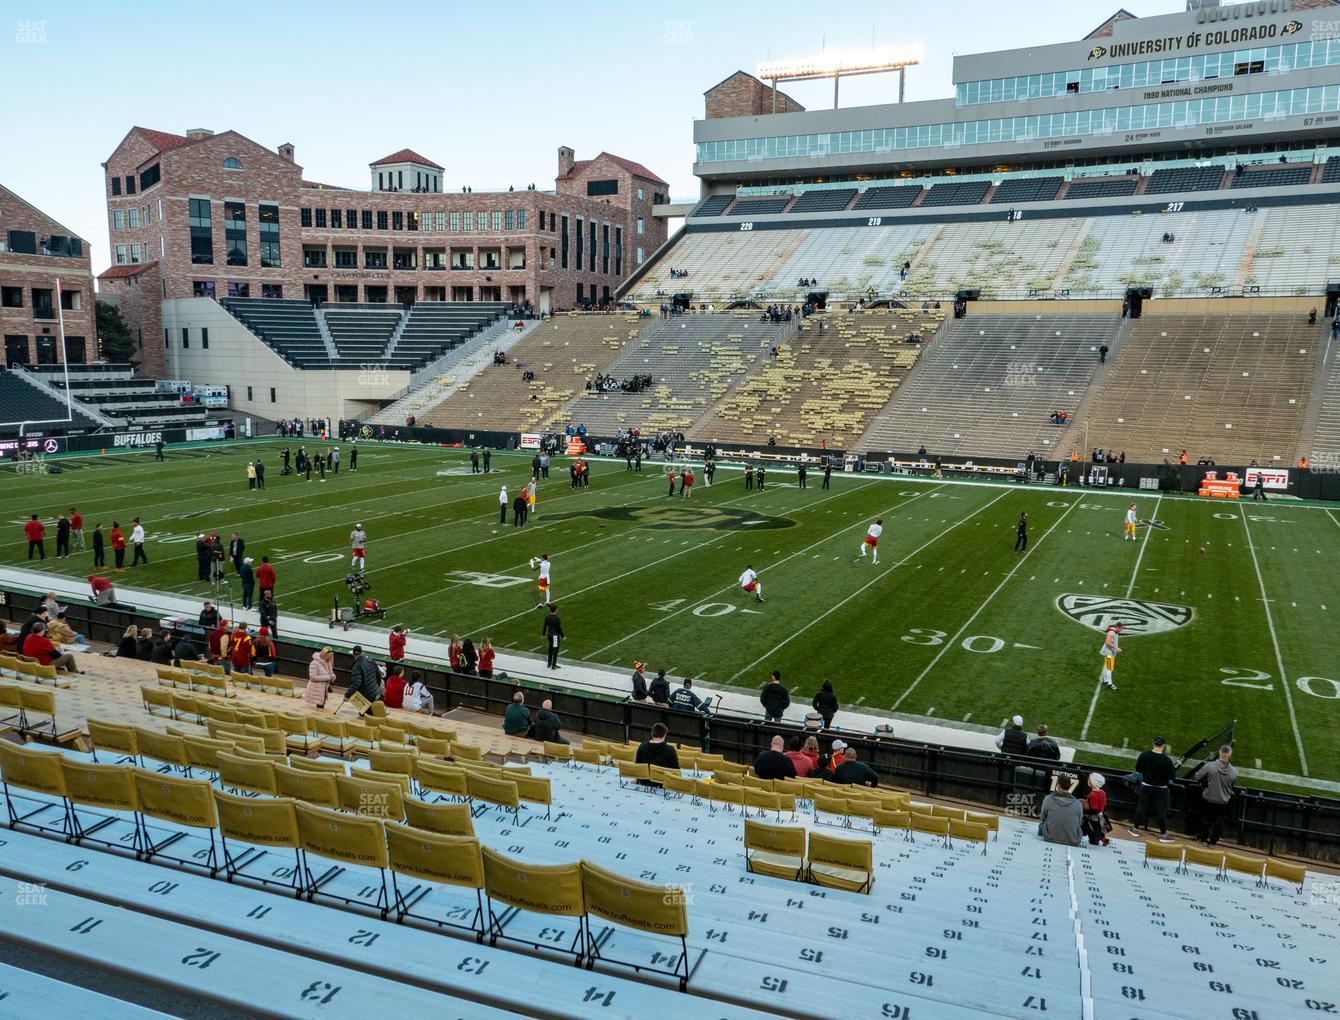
{"left": 1080, "top": 494, "right": 1163, "bottom": 739}
{"left": 727, "top": 491, "right": 1011, "bottom": 682}
{"left": 586, "top": 483, "right": 941, "bottom": 659}
{"left": 891, "top": 497, "right": 1083, "bottom": 712}
{"left": 1240, "top": 510, "right": 1309, "bottom": 777}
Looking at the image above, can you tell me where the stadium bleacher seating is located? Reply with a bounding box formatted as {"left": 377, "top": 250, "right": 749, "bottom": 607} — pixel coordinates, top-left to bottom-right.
{"left": 1084, "top": 314, "right": 1317, "bottom": 464}
{"left": 220, "top": 297, "right": 333, "bottom": 368}
{"left": 690, "top": 194, "right": 735, "bottom": 217}
{"left": 1144, "top": 165, "right": 1227, "bottom": 194}
{"left": 1308, "top": 341, "right": 1340, "bottom": 460}
{"left": 383, "top": 301, "right": 504, "bottom": 371}
{"left": 1229, "top": 164, "right": 1314, "bottom": 189}
{"left": 988, "top": 176, "right": 1063, "bottom": 204}
{"left": 1062, "top": 177, "right": 1139, "bottom": 200}
{"left": 323, "top": 306, "right": 404, "bottom": 363}
{"left": 851, "top": 185, "right": 923, "bottom": 210}
{"left": 919, "top": 180, "right": 992, "bottom": 207}
{"left": 727, "top": 196, "right": 792, "bottom": 216}
{"left": 787, "top": 188, "right": 857, "bottom": 214}
{"left": 859, "top": 313, "right": 1116, "bottom": 458}
{"left": 0, "top": 369, "right": 101, "bottom": 432}
{"left": 34, "top": 364, "right": 207, "bottom": 426}
{"left": 1323, "top": 155, "right": 1340, "bottom": 183}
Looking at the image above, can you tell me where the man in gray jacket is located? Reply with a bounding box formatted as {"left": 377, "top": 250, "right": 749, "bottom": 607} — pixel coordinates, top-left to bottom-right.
{"left": 1037, "top": 774, "right": 1083, "bottom": 845}
{"left": 1193, "top": 745, "right": 1238, "bottom": 846}
{"left": 339, "top": 645, "right": 383, "bottom": 712}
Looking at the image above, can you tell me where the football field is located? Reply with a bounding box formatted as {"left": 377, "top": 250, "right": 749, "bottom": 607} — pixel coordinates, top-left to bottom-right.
{"left": 3, "top": 438, "right": 1338, "bottom": 787}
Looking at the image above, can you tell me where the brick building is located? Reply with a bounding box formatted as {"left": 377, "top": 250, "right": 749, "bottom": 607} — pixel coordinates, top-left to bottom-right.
{"left": 0, "top": 184, "right": 95, "bottom": 367}
{"left": 99, "top": 126, "right": 669, "bottom": 376}
{"left": 704, "top": 71, "right": 805, "bottom": 119}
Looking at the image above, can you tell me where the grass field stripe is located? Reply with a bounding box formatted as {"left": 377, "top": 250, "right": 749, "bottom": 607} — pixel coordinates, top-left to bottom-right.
{"left": 727, "top": 491, "right": 1010, "bottom": 682}
{"left": 891, "top": 497, "right": 1083, "bottom": 713}
{"left": 1240, "top": 510, "right": 1309, "bottom": 777}
{"left": 585, "top": 480, "right": 918, "bottom": 658}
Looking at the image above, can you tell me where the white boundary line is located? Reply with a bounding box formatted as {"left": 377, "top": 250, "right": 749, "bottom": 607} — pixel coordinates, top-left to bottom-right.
{"left": 1240, "top": 509, "right": 1309, "bottom": 777}
{"left": 1080, "top": 494, "right": 1162, "bottom": 739}
{"left": 727, "top": 490, "right": 1011, "bottom": 681}
{"left": 891, "top": 496, "right": 1083, "bottom": 712}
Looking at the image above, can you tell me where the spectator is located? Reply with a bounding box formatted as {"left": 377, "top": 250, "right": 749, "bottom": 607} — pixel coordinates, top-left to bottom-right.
{"left": 995, "top": 714, "right": 1029, "bottom": 755}
{"left": 810, "top": 741, "right": 843, "bottom": 782}
{"left": 784, "top": 735, "right": 815, "bottom": 777}
{"left": 239, "top": 558, "right": 256, "bottom": 610}
{"left": 23, "top": 514, "right": 45, "bottom": 560}
{"left": 630, "top": 660, "right": 649, "bottom": 702}
{"left": 833, "top": 746, "right": 879, "bottom": 787}
{"left": 503, "top": 691, "right": 531, "bottom": 736}
{"left": 461, "top": 637, "right": 478, "bottom": 675}
{"left": 46, "top": 612, "right": 82, "bottom": 648}
{"left": 115, "top": 623, "right": 138, "bottom": 658}
{"left": 338, "top": 645, "right": 382, "bottom": 712}
{"left": 383, "top": 664, "right": 408, "bottom": 709}
{"left": 636, "top": 722, "right": 680, "bottom": 769}
{"left": 1038, "top": 775, "right": 1083, "bottom": 845}
{"left": 649, "top": 669, "right": 671, "bottom": 706}
{"left": 1027, "top": 724, "right": 1060, "bottom": 761}
{"left": 388, "top": 624, "right": 408, "bottom": 667}
{"left": 760, "top": 669, "right": 790, "bottom": 722}
{"left": 198, "top": 601, "right": 220, "bottom": 629}
{"left": 1194, "top": 745, "right": 1238, "bottom": 846}
{"left": 668, "top": 676, "right": 708, "bottom": 714}
{"left": 541, "top": 603, "right": 563, "bottom": 669}
{"left": 207, "top": 621, "right": 231, "bottom": 665}
{"left": 401, "top": 672, "right": 434, "bottom": 715}
{"left": 306, "top": 647, "right": 336, "bottom": 709}
{"left": 88, "top": 574, "right": 116, "bottom": 606}
{"left": 755, "top": 735, "right": 798, "bottom": 780}
{"left": 135, "top": 627, "right": 154, "bottom": 661}
{"left": 149, "top": 630, "right": 174, "bottom": 665}
{"left": 173, "top": 632, "right": 202, "bottom": 668}
{"left": 229, "top": 624, "right": 254, "bottom": 675}
{"left": 533, "top": 700, "right": 567, "bottom": 744}
{"left": 16, "top": 609, "right": 48, "bottom": 649}
{"left": 811, "top": 680, "right": 838, "bottom": 728}
{"left": 1082, "top": 773, "right": 1111, "bottom": 846}
{"left": 478, "top": 637, "right": 495, "bottom": 679}
{"left": 1127, "top": 737, "right": 1177, "bottom": 843}
{"left": 22, "top": 622, "right": 79, "bottom": 673}
{"left": 253, "top": 628, "right": 277, "bottom": 678}
{"left": 256, "top": 556, "right": 276, "bottom": 596}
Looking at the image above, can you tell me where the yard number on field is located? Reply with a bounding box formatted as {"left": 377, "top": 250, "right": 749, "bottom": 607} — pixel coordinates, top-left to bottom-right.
{"left": 1219, "top": 666, "right": 1340, "bottom": 699}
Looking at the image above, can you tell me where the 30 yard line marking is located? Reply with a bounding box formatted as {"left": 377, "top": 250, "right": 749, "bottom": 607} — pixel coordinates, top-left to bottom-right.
{"left": 1241, "top": 510, "right": 1309, "bottom": 777}
{"left": 892, "top": 497, "right": 1082, "bottom": 712}
{"left": 727, "top": 491, "right": 1010, "bottom": 681}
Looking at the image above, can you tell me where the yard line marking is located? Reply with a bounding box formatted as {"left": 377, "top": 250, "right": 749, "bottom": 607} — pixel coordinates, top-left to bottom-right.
{"left": 1124, "top": 494, "right": 1162, "bottom": 600}
{"left": 728, "top": 491, "right": 1009, "bottom": 682}
{"left": 892, "top": 497, "right": 1082, "bottom": 713}
{"left": 1240, "top": 511, "right": 1308, "bottom": 777}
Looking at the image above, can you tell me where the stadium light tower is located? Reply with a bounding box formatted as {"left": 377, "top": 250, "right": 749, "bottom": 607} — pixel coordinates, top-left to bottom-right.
{"left": 757, "top": 51, "right": 921, "bottom": 111}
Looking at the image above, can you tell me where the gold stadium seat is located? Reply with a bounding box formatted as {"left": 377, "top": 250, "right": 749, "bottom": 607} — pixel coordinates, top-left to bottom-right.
{"left": 742, "top": 774, "right": 774, "bottom": 792}
{"left": 385, "top": 821, "right": 485, "bottom": 935}
{"left": 337, "top": 773, "right": 407, "bottom": 822}
{"left": 414, "top": 759, "right": 469, "bottom": 801}
{"left": 375, "top": 722, "right": 407, "bottom": 745}
{"left": 949, "top": 818, "right": 991, "bottom": 855}
{"left": 182, "top": 735, "right": 236, "bottom": 780}
{"left": 284, "top": 755, "right": 346, "bottom": 776}
{"left": 295, "top": 801, "right": 389, "bottom": 913}
{"left": 133, "top": 768, "right": 219, "bottom": 873}
{"left": 511, "top": 773, "right": 554, "bottom": 821}
{"left": 402, "top": 799, "right": 475, "bottom": 838}
{"left": 744, "top": 819, "right": 806, "bottom": 881}
{"left": 368, "top": 748, "right": 417, "bottom": 779}
{"left": 61, "top": 760, "right": 140, "bottom": 850}
{"left": 312, "top": 717, "right": 350, "bottom": 755}
{"left": 450, "top": 741, "right": 484, "bottom": 762}
{"left": 216, "top": 751, "right": 278, "bottom": 797}
{"left": 812, "top": 793, "right": 849, "bottom": 826}
{"left": 274, "top": 763, "right": 340, "bottom": 808}
{"left": 807, "top": 831, "right": 874, "bottom": 894}
{"left": 1183, "top": 845, "right": 1226, "bottom": 877}
{"left": 134, "top": 728, "right": 190, "bottom": 776}
{"left": 1224, "top": 853, "right": 1266, "bottom": 884}
{"left": 966, "top": 810, "right": 1000, "bottom": 839}
{"left": 88, "top": 718, "right": 139, "bottom": 765}
{"left": 1264, "top": 858, "right": 1307, "bottom": 891}
{"left": 140, "top": 685, "right": 175, "bottom": 718}
{"left": 572, "top": 745, "right": 603, "bottom": 769}
{"left": 481, "top": 845, "right": 584, "bottom": 959}
{"left": 580, "top": 860, "right": 692, "bottom": 990}
{"left": 244, "top": 725, "right": 286, "bottom": 755}
{"left": 414, "top": 735, "right": 453, "bottom": 759}
{"left": 617, "top": 762, "right": 649, "bottom": 788}
{"left": 707, "top": 782, "right": 744, "bottom": 814}
{"left": 932, "top": 804, "right": 966, "bottom": 821}
{"left": 909, "top": 813, "right": 951, "bottom": 847}
{"left": 275, "top": 712, "right": 319, "bottom": 754}
{"left": 466, "top": 772, "right": 520, "bottom": 824}
{"left": 872, "top": 809, "right": 910, "bottom": 833}
{"left": 543, "top": 741, "right": 573, "bottom": 764}
{"left": 0, "top": 740, "right": 70, "bottom": 834}
{"left": 213, "top": 790, "right": 302, "bottom": 891}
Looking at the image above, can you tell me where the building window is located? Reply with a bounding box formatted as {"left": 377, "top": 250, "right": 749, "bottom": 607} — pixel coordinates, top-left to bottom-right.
{"left": 602, "top": 223, "right": 609, "bottom": 275}
{"left": 636, "top": 187, "right": 645, "bottom": 201}
{"left": 115, "top": 244, "right": 127, "bottom": 264}
{"left": 189, "top": 198, "right": 214, "bottom": 263}
{"left": 270, "top": 387, "right": 276, "bottom": 403}
{"left": 111, "top": 177, "right": 121, "bottom": 196}
{"left": 517, "top": 210, "right": 527, "bottom": 229}
{"left": 315, "top": 208, "right": 327, "bottom": 228}
{"left": 143, "top": 204, "right": 151, "bottom": 226}
{"left": 139, "top": 164, "right": 161, "bottom": 191}
{"left": 587, "top": 179, "right": 618, "bottom": 196}
{"left": 335, "top": 250, "right": 357, "bottom": 268}
{"left": 130, "top": 243, "right": 142, "bottom": 263}
{"left": 636, "top": 217, "right": 645, "bottom": 235}
{"left": 6, "top": 230, "right": 36, "bottom": 254}
{"left": 261, "top": 283, "right": 283, "bottom": 298}
{"left": 331, "top": 209, "right": 342, "bottom": 228}
{"left": 463, "top": 212, "right": 474, "bottom": 232}
{"left": 492, "top": 211, "right": 503, "bottom": 231}
{"left": 225, "top": 201, "right": 247, "bottom": 266}
{"left": 561, "top": 215, "right": 569, "bottom": 269}
{"left": 300, "top": 207, "right": 313, "bottom": 227}
{"left": 589, "top": 220, "right": 596, "bottom": 272}
{"left": 539, "top": 211, "right": 546, "bottom": 230}
{"left": 246, "top": 386, "right": 253, "bottom": 401}
{"left": 392, "top": 211, "right": 403, "bottom": 230}
{"left": 60, "top": 289, "right": 79, "bottom": 310}
{"left": 408, "top": 212, "right": 419, "bottom": 231}
{"left": 223, "top": 157, "right": 242, "bottom": 169}
{"left": 449, "top": 212, "right": 460, "bottom": 231}
{"left": 125, "top": 175, "right": 136, "bottom": 195}
{"left": 181, "top": 327, "right": 190, "bottom": 349}
{"left": 435, "top": 212, "right": 445, "bottom": 231}
{"left": 164, "top": 328, "right": 169, "bottom": 350}
{"left": 615, "top": 226, "right": 622, "bottom": 275}
{"left": 362, "top": 210, "right": 373, "bottom": 229}
{"left": 113, "top": 209, "right": 124, "bottom": 231}
{"left": 128, "top": 208, "right": 139, "bottom": 230}
{"left": 192, "top": 280, "right": 216, "bottom": 298}
{"left": 348, "top": 208, "right": 358, "bottom": 228}
{"left": 377, "top": 211, "right": 388, "bottom": 230}
{"left": 575, "top": 218, "right": 583, "bottom": 269}
{"left": 259, "top": 204, "right": 280, "bottom": 267}
{"left": 505, "top": 210, "right": 514, "bottom": 230}
{"left": 636, "top": 246, "right": 644, "bottom": 265}
{"left": 201, "top": 327, "right": 209, "bottom": 349}
{"left": 365, "top": 249, "right": 387, "bottom": 269}
{"left": 1, "top": 287, "right": 22, "bottom": 307}
{"left": 227, "top": 283, "right": 249, "bottom": 298}
{"left": 160, "top": 237, "right": 166, "bottom": 259}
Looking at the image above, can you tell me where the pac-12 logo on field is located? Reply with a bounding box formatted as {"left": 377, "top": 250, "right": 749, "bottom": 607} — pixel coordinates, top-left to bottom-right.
{"left": 546, "top": 506, "right": 795, "bottom": 531}
{"left": 1055, "top": 594, "right": 1193, "bottom": 636}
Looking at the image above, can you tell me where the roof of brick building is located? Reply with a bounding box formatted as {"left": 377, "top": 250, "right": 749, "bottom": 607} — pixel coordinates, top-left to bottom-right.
{"left": 559, "top": 152, "right": 667, "bottom": 186}
{"left": 370, "top": 149, "right": 444, "bottom": 170}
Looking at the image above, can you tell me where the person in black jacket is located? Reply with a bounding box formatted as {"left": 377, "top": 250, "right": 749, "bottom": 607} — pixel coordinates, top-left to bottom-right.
{"left": 195, "top": 534, "right": 211, "bottom": 580}
{"left": 630, "top": 661, "right": 648, "bottom": 702}
{"left": 239, "top": 558, "right": 256, "bottom": 610}
{"left": 996, "top": 715, "right": 1030, "bottom": 755}
{"left": 198, "top": 601, "right": 220, "bottom": 629}
{"left": 134, "top": 627, "right": 155, "bottom": 661}
{"left": 149, "top": 630, "right": 174, "bottom": 665}
{"left": 1128, "top": 736, "right": 1177, "bottom": 842}
{"left": 541, "top": 603, "right": 563, "bottom": 669}
{"left": 339, "top": 646, "right": 383, "bottom": 710}
{"left": 760, "top": 670, "right": 790, "bottom": 723}
{"left": 114, "top": 623, "right": 137, "bottom": 658}
{"left": 1026, "top": 724, "right": 1061, "bottom": 761}
{"left": 532, "top": 699, "right": 567, "bottom": 744}
{"left": 755, "top": 735, "right": 798, "bottom": 780}
{"left": 55, "top": 514, "right": 71, "bottom": 558}
{"left": 833, "top": 746, "right": 879, "bottom": 787}
{"left": 173, "top": 633, "right": 202, "bottom": 667}
{"left": 91, "top": 523, "right": 105, "bottom": 569}
{"left": 635, "top": 723, "right": 680, "bottom": 769}
{"left": 811, "top": 680, "right": 838, "bottom": 728}
{"left": 648, "top": 669, "right": 670, "bottom": 706}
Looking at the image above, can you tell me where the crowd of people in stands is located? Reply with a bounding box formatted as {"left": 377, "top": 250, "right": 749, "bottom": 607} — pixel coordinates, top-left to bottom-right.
{"left": 1048, "top": 410, "right": 1070, "bottom": 425}
{"left": 797, "top": 277, "right": 818, "bottom": 287}
{"left": 586, "top": 372, "right": 652, "bottom": 394}
{"left": 667, "top": 268, "right": 690, "bottom": 279}
{"left": 761, "top": 305, "right": 795, "bottom": 323}
{"left": 277, "top": 417, "right": 333, "bottom": 439}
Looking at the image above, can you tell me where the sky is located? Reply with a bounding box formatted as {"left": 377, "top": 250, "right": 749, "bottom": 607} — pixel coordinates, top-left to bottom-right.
{"left": 3, "top": 0, "right": 1181, "bottom": 276}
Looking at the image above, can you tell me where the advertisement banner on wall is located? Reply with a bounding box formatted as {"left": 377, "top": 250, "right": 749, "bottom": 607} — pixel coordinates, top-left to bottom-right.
{"left": 1244, "top": 468, "right": 1290, "bottom": 491}
{"left": 519, "top": 433, "right": 543, "bottom": 451}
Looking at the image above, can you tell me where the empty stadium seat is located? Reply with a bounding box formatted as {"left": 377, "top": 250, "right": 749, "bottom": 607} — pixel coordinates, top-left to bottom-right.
{"left": 988, "top": 176, "right": 1062, "bottom": 204}
{"left": 787, "top": 188, "right": 857, "bottom": 214}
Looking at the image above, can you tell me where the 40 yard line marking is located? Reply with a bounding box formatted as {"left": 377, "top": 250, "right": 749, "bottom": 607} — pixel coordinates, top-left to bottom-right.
{"left": 892, "top": 497, "right": 1083, "bottom": 712}
{"left": 1247, "top": 511, "right": 1309, "bottom": 776}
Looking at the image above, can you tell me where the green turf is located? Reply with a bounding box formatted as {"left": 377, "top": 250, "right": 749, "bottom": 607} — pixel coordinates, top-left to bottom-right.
{"left": 3, "top": 438, "right": 1338, "bottom": 786}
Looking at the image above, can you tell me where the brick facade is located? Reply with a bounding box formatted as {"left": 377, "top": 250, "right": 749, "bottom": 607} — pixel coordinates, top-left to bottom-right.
{"left": 0, "top": 185, "right": 95, "bottom": 366}
{"left": 704, "top": 71, "right": 805, "bottom": 119}
{"left": 102, "top": 128, "right": 668, "bottom": 377}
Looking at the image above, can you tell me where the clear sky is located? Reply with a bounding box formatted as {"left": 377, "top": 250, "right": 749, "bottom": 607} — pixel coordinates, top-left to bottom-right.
{"left": 3, "top": 0, "right": 1179, "bottom": 275}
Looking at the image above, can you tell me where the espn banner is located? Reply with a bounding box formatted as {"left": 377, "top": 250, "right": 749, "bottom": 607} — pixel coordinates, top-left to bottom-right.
{"left": 519, "top": 433, "right": 543, "bottom": 450}
{"left": 1244, "top": 468, "right": 1290, "bottom": 491}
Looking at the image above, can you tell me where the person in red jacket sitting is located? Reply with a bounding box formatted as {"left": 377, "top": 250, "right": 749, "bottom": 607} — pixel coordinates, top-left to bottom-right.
{"left": 23, "top": 514, "right": 45, "bottom": 560}
{"left": 22, "top": 621, "right": 79, "bottom": 673}
{"left": 382, "top": 663, "right": 407, "bottom": 709}
{"left": 388, "top": 625, "right": 408, "bottom": 666}
{"left": 255, "top": 556, "right": 276, "bottom": 595}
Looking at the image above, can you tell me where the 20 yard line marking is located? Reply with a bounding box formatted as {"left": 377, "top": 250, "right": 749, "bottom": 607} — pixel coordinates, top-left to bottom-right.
{"left": 1241, "top": 510, "right": 1309, "bottom": 777}
{"left": 892, "top": 498, "right": 1082, "bottom": 712}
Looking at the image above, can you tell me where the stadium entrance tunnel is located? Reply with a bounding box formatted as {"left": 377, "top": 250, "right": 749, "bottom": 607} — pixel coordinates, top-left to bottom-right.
{"left": 546, "top": 505, "right": 795, "bottom": 531}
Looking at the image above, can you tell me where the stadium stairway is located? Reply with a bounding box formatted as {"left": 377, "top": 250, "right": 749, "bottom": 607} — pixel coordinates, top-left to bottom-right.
{"left": 1304, "top": 327, "right": 1340, "bottom": 462}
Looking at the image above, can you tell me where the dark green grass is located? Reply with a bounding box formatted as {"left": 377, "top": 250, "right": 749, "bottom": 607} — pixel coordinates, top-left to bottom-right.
{"left": 2, "top": 439, "right": 1337, "bottom": 784}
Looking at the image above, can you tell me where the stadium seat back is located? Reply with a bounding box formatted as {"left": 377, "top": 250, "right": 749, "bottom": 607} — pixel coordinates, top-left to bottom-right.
{"left": 0, "top": 740, "right": 67, "bottom": 798}
{"left": 369, "top": 749, "right": 416, "bottom": 776}
{"left": 414, "top": 735, "right": 452, "bottom": 757}
{"left": 543, "top": 741, "right": 572, "bottom": 761}
{"left": 376, "top": 722, "right": 407, "bottom": 744}
{"left": 134, "top": 728, "right": 188, "bottom": 770}
{"left": 337, "top": 774, "right": 406, "bottom": 821}
{"left": 481, "top": 844, "right": 583, "bottom": 917}
{"left": 140, "top": 685, "right": 174, "bottom": 716}
{"left": 133, "top": 768, "right": 218, "bottom": 830}
{"left": 216, "top": 752, "right": 278, "bottom": 796}
{"left": 807, "top": 832, "right": 874, "bottom": 893}
{"left": 949, "top": 818, "right": 990, "bottom": 851}
{"left": 285, "top": 754, "right": 346, "bottom": 775}
{"left": 932, "top": 804, "right": 966, "bottom": 821}
{"left": 1184, "top": 846, "right": 1226, "bottom": 874}
{"left": 662, "top": 774, "right": 695, "bottom": 796}
{"left": 386, "top": 820, "right": 484, "bottom": 889}
{"left": 274, "top": 764, "right": 340, "bottom": 807}
{"left": 742, "top": 774, "right": 774, "bottom": 791}
{"left": 911, "top": 814, "right": 951, "bottom": 837}
{"left": 295, "top": 801, "right": 389, "bottom": 869}
{"left": 617, "top": 761, "right": 649, "bottom": 785}
{"left": 1224, "top": 853, "right": 1266, "bottom": 882}
{"left": 511, "top": 773, "right": 552, "bottom": 808}
{"left": 466, "top": 772, "right": 520, "bottom": 810}
{"left": 744, "top": 819, "right": 806, "bottom": 880}
{"left": 213, "top": 790, "right": 299, "bottom": 848}
{"left": 243, "top": 725, "right": 285, "bottom": 754}
{"left": 182, "top": 735, "right": 234, "bottom": 773}
{"left": 572, "top": 745, "right": 603, "bottom": 767}
{"left": 450, "top": 741, "right": 483, "bottom": 761}
{"left": 61, "top": 760, "right": 139, "bottom": 812}
{"left": 580, "top": 859, "right": 688, "bottom": 937}
{"left": 873, "top": 809, "right": 910, "bottom": 831}
{"left": 87, "top": 718, "right": 139, "bottom": 760}
{"left": 1265, "top": 858, "right": 1307, "bottom": 889}
{"left": 414, "top": 759, "right": 469, "bottom": 799}
{"left": 402, "top": 798, "right": 475, "bottom": 837}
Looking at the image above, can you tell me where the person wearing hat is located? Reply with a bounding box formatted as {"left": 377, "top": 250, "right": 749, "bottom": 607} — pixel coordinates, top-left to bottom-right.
{"left": 1082, "top": 773, "right": 1110, "bottom": 846}
{"left": 253, "top": 627, "right": 278, "bottom": 678}
{"left": 239, "top": 557, "right": 256, "bottom": 610}
{"left": 630, "top": 661, "right": 648, "bottom": 702}
{"left": 995, "top": 715, "right": 1029, "bottom": 755}
{"left": 811, "top": 739, "right": 845, "bottom": 782}
{"left": 1129, "top": 736, "right": 1177, "bottom": 843}
{"left": 339, "top": 645, "right": 383, "bottom": 712}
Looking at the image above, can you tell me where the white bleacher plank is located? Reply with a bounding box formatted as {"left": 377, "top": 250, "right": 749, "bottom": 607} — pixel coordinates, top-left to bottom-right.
{"left": 0, "top": 959, "right": 171, "bottom": 1018}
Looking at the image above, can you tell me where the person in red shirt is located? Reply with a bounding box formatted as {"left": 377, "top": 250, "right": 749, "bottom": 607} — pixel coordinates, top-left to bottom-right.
{"left": 478, "top": 636, "right": 495, "bottom": 678}
{"left": 22, "top": 622, "right": 79, "bottom": 673}
{"left": 1083, "top": 772, "right": 1110, "bottom": 846}
{"left": 109, "top": 520, "right": 127, "bottom": 572}
{"left": 253, "top": 627, "right": 277, "bottom": 678}
{"left": 382, "top": 663, "right": 407, "bottom": 709}
{"left": 207, "top": 621, "right": 231, "bottom": 662}
{"left": 88, "top": 575, "right": 116, "bottom": 606}
{"left": 69, "top": 507, "right": 84, "bottom": 550}
{"left": 681, "top": 467, "right": 694, "bottom": 498}
{"left": 783, "top": 735, "right": 814, "bottom": 777}
{"left": 448, "top": 635, "right": 463, "bottom": 673}
{"left": 23, "top": 515, "right": 45, "bottom": 560}
{"left": 666, "top": 469, "right": 676, "bottom": 498}
{"left": 255, "top": 556, "right": 276, "bottom": 595}
{"left": 388, "top": 625, "right": 408, "bottom": 666}
{"left": 229, "top": 624, "right": 254, "bottom": 674}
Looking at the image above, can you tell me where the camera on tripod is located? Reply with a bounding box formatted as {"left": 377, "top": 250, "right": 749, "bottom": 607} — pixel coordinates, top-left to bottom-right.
{"left": 329, "top": 572, "right": 387, "bottom": 630}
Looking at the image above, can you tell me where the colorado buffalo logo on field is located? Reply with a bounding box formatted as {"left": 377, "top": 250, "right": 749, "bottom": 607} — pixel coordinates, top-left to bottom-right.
{"left": 1056, "top": 594, "right": 1193, "bottom": 636}
{"left": 547, "top": 505, "right": 794, "bottom": 531}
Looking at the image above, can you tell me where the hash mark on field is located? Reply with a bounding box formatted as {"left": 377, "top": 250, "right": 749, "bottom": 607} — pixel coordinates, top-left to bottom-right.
{"left": 855, "top": 697, "right": 866, "bottom": 706}
{"left": 962, "top": 712, "right": 972, "bottom": 722}
{"left": 1121, "top": 738, "right": 1129, "bottom": 749}
{"left": 926, "top": 707, "right": 936, "bottom": 716}
{"left": 1255, "top": 758, "right": 1263, "bottom": 769}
